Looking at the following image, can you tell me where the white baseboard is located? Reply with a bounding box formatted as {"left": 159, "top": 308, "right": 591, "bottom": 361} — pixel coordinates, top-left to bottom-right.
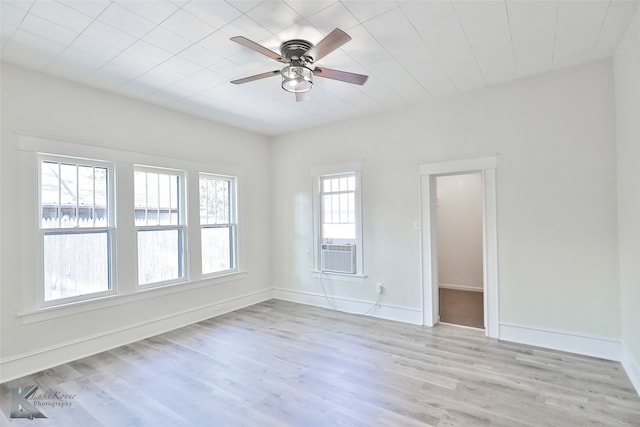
{"left": 499, "top": 322, "right": 621, "bottom": 361}
{"left": 272, "top": 287, "right": 423, "bottom": 325}
{"left": 438, "top": 283, "right": 483, "bottom": 292}
{"left": 0, "top": 288, "right": 273, "bottom": 383}
{"left": 621, "top": 343, "right": 640, "bottom": 396}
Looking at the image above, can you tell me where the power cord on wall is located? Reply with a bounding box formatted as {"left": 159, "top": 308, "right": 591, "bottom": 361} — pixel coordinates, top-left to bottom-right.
{"left": 319, "top": 270, "right": 383, "bottom": 316}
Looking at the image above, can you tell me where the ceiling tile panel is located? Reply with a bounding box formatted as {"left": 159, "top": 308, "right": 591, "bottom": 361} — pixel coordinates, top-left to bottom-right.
{"left": 225, "top": 0, "right": 264, "bottom": 14}
{"left": 407, "top": 57, "right": 457, "bottom": 97}
{"left": 19, "top": 12, "right": 80, "bottom": 45}
{"left": 338, "top": 25, "right": 390, "bottom": 66}
{"left": 45, "top": 47, "right": 108, "bottom": 81}
{"left": 135, "top": 65, "right": 187, "bottom": 87}
{"left": 1, "top": 29, "right": 67, "bottom": 69}
{"left": 29, "top": 1, "right": 93, "bottom": 33}
{"left": 182, "top": 1, "right": 243, "bottom": 28}
{"left": 178, "top": 44, "right": 224, "bottom": 68}
{"left": 453, "top": 1, "right": 516, "bottom": 86}
{"left": 217, "top": 15, "right": 272, "bottom": 43}
{"left": 83, "top": 20, "right": 138, "bottom": 50}
{"left": 284, "top": 1, "right": 336, "bottom": 18}
{"left": 364, "top": 7, "right": 428, "bottom": 63}
{"left": 247, "top": 1, "right": 302, "bottom": 33}
{"left": 110, "top": 51, "right": 156, "bottom": 75}
{"left": 0, "top": 2, "right": 28, "bottom": 41}
{"left": 593, "top": 0, "right": 640, "bottom": 59}
{"left": 70, "top": 34, "right": 122, "bottom": 62}
{"left": 117, "top": 0, "right": 181, "bottom": 25}
{"left": 342, "top": 1, "right": 398, "bottom": 24}
{"left": 553, "top": 0, "right": 611, "bottom": 70}
{"left": 125, "top": 40, "right": 174, "bottom": 64}
{"left": 306, "top": 2, "right": 360, "bottom": 33}
{"left": 506, "top": 0, "right": 557, "bottom": 78}
{"left": 402, "top": 0, "right": 486, "bottom": 92}
{"left": 2, "top": 0, "right": 34, "bottom": 12}
{"left": 57, "top": 0, "right": 111, "bottom": 18}
{"left": 83, "top": 61, "right": 145, "bottom": 90}
{"left": 161, "top": 55, "right": 203, "bottom": 77}
{"left": 160, "top": 9, "right": 216, "bottom": 42}
{"left": 97, "top": 2, "right": 157, "bottom": 39}
{"left": 142, "top": 26, "right": 193, "bottom": 55}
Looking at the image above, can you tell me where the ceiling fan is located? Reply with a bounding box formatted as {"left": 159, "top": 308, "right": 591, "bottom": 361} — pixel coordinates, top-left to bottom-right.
{"left": 230, "top": 28, "right": 368, "bottom": 102}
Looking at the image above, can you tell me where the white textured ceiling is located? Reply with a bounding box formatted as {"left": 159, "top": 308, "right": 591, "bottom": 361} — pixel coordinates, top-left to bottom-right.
{"left": 1, "top": 0, "right": 638, "bottom": 135}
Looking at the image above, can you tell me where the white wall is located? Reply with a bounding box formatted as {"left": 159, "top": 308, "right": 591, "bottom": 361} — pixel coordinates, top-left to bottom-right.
{"left": 614, "top": 8, "right": 640, "bottom": 392}
{"left": 436, "top": 173, "right": 483, "bottom": 291}
{"left": 271, "top": 59, "right": 620, "bottom": 342}
{"left": 0, "top": 63, "right": 272, "bottom": 381}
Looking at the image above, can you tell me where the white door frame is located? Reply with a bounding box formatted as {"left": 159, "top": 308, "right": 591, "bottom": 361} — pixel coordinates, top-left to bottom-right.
{"left": 419, "top": 156, "right": 499, "bottom": 338}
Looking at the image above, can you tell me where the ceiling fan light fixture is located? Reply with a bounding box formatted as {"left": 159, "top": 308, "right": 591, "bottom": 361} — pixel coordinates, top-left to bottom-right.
{"left": 281, "top": 65, "right": 313, "bottom": 93}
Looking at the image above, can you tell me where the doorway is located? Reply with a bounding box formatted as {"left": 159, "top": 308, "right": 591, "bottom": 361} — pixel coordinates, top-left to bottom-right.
{"left": 436, "top": 173, "right": 484, "bottom": 329}
{"left": 419, "top": 156, "right": 499, "bottom": 338}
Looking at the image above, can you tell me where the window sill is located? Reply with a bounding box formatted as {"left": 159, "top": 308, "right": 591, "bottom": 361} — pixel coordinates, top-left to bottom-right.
{"left": 18, "top": 271, "right": 247, "bottom": 325}
{"left": 311, "top": 270, "right": 367, "bottom": 283}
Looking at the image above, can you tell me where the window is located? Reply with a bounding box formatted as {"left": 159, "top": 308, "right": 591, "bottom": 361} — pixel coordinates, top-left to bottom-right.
{"left": 39, "top": 155, "right": 114, "bottom": 304}
{"left": 199, "top": 174, "right": 237, "bottom": 275}
{"left": 320, "top": 173, "right": 357, "bottom": 242}
{"left": 134, "top": 166, "right": 185, "bottom": 286}
{"left": 314, "top": 169, "right": 363, "bottom": 275}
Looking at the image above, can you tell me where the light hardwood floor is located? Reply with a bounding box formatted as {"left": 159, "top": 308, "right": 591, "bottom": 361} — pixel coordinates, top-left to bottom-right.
{"left": 2, "top": 299, "right": 639, "bottom": 426}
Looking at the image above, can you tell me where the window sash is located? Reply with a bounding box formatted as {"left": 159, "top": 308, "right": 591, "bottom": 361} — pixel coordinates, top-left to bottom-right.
{"left": 38, "top": 154, "right": 116, "bottom": 306}
{"left": 199, "top": 174, "right": 238, "bottom": 276}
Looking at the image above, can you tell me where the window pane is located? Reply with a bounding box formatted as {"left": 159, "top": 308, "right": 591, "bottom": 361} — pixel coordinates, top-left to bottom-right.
{"left": 41, "top": 161, "right": 59, "bottom": 228}
{"left": 199, "top": 176, "right": 231, "bottom": 225}
{"left": 323, "top": 223, "right": 356, "bottom": 240}
{"left": 202, "top": 226, "right": 233, "bottom": 274}
{"left": 78, "top": 166, "right": 94, "bottom": 227}
{"left": 137, "top": 229, "right": 182, "bottom": 285}
{"left": 43, "top": 231, "right": 110, "bottom": 301}
{"left": 60, "top": 163, "right": 77, "bottom": 227}
{"left": 95, "top": 168, "right": 108, "bottom": 227}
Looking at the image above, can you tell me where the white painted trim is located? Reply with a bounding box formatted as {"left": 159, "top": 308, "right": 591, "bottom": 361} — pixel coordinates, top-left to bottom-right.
{"left": 272, "top": 287, "right": 423, "bottom": 325}
{"left": 18, "top": 272, "right": 248, "bottom": 324}
{"left": 439, "top": 283, "right": 483, "bottom": 292}
{"left": 419, "top": 156, "right": 497, "bottom": 176}
{"left": 499, "top": 322, "right": 621, "bottom": 361}
{"left": 419, "top": 155, "right": 499, "bottom": 338}
{"left": 311, "top": 270, "right": 367, "bottom": 283}
{"left": 621, "top": 343, "right": 640, "bottom": 396}
{"left": 0, "top": 289, "right": 273, "bottom": 383}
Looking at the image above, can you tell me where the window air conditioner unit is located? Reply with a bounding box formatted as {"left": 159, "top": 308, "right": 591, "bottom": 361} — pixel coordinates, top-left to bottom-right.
{"left": 321, "top": 244, "right": 356, "bottom": 274}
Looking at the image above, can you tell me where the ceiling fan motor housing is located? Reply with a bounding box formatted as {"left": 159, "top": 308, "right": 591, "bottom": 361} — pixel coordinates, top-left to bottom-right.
{"left": 280, "top": 39, "right": 314, "bottom": 63}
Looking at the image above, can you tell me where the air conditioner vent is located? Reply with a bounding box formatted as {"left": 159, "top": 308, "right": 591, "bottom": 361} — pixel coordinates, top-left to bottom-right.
{"left": 321, "top": 244, "right": 356, "bottom": 274}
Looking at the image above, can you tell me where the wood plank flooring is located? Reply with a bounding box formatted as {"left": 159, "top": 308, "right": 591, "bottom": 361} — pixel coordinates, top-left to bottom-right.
{"left": 439, "top": 288, "right": 484, "bottom": 329}
{"left": 2, "top": 299, "right": 639, "bottom": 426}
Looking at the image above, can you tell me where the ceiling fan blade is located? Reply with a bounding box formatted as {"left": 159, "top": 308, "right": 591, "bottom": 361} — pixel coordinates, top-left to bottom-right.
{"left": 230, "top": 36, "right": 284, "bottom": 62}
{"left": 313, "top": 67, "right": 369, "bottom": 85}
{"left": 230, "top": 70, "right": 280, "bottom": 85}
{"left": 305, "top": 28, "right": 351, "bottom": 62}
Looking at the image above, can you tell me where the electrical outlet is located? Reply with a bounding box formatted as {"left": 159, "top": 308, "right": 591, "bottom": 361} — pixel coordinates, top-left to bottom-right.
{"left": 376, "top": 282, "right": 384, "bottom": 294}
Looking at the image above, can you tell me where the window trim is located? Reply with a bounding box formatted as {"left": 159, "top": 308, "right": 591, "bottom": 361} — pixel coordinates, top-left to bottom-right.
{"left": 134, "top": 165, "right": 187, "bottom": 288}
{"left": 312, "top": 163, "right": 364, "bottom": 276}
{"left": 37, "top": 153, "right": 117, "bottom": 307}
{"left": 199, "top": 173, "right": 239, "bottom": 277}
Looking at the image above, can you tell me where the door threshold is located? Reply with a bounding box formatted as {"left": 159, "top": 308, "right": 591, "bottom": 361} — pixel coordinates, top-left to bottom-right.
{"left": 438, "top": 322, "right": 485, "bottom": 332}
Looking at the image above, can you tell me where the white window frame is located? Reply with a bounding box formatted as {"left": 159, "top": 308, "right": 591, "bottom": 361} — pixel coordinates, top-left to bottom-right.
{"left": 134, "top": 165, "right": 187, "bottom": 288}
{"left": 312, "top": 164, "right": 364, "bottom": 278}
{"left": 37, "top": 153, "right": 117, "bottom": 307}
{"left": 199, "top": 173, "right": 238, "bottom": 276}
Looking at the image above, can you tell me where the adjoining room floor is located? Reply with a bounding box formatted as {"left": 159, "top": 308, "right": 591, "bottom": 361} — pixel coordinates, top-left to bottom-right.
{"left": 2, "top": 300, "right": 639, "bottom": 426}
{"left": 439, "top": 288, "right": 484, "bottom": 329}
